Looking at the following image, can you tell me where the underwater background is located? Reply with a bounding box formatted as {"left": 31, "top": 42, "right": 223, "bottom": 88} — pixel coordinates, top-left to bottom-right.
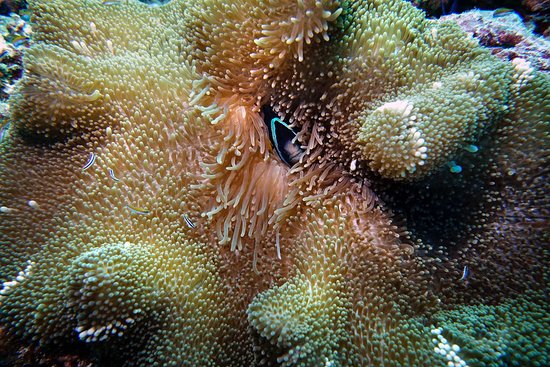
{"left": 0, "top": 0, "right": 548, "bottom": 366}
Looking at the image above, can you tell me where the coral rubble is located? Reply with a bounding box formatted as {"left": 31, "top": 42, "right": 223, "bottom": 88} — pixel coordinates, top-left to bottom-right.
{"left": 443, "top": 9, "right": 550, "bottom": 74}
{"left": 0, "top": 0, "right": 548, "bottom": 366}
{"left": 411, "top": 0, "right": 549, "bottom": 35}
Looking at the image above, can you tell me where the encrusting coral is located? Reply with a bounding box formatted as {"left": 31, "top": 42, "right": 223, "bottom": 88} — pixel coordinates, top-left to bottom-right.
{"left": 0, "top": 0, "right": 548, "bottom": 366}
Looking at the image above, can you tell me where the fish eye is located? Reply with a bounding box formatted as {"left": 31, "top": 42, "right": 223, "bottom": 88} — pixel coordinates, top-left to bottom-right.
{"left": 261, "top": 105, "right": 304, "bottom": 167}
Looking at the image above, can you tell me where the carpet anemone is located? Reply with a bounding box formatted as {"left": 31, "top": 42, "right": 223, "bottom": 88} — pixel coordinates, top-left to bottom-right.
{"left": 0, "top": 0, "right": 548, "bottom": 366}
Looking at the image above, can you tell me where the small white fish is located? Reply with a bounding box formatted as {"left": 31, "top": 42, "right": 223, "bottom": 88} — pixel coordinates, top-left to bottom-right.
{"left": 459, "top": 265, "right": 470, "bottom": 281}
{"left": 108, "top": 168, "right": 120, "bottom": 182}
{"left": 464, "top": 144, "right": 479, "bottom": 153}
{"left": 448, "top": 160, "right": 462, "bottom": 174}
{"left": 126, "top": 204, "right": 150, "bottom": 215}
{"left": 183, "top": 214, "right": 196, "bottom": 228}
{"left": 102, "top": 0, "right": 122, "bottom": 5}
{"left": 82, "top": 153, "right": 96, "bottom": 171}
{"left": 0, "top": 122, "right": 10, "bottom": 142}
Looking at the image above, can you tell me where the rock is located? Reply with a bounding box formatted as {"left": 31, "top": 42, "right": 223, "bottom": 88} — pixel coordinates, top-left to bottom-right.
{"left": 443, "top": 9, "right": 550, "bottom": 73}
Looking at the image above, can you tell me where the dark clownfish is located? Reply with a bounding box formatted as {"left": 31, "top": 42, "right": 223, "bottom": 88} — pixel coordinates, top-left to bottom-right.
{"left": 262, "top": 105, "right": 304, "bottom": 167}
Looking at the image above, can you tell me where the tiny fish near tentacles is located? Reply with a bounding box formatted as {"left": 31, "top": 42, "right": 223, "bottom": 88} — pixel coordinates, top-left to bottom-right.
{"left": 183, "top": 214, "right": 196, "bottom": 228}
{"left": 82, "top": 153, "right": 96, "bottom": 171}
{"left": 0, "top": 122, "right": 10, "bottom": 142}
{"left": 459, "top": 265, "right": 470, "bottom": 281}
{"left": 126, "top": 204, "right": 150, "bottom": 215}
{"left": 108, "top": 168, "right": 120, "bottom": 182}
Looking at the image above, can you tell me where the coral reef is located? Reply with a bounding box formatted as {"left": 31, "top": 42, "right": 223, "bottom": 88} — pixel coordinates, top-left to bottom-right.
{"left": 410, "top": 0, "right": 550, "bottom": 35}
{"left": 0, "top": 0, "right": 27, "bottom": 17}
{"left": 0, "top": 0, "right": 548, "bottom": 366}
{"left": 0, "top": 12, "right": 31, "bottom": 99}
{"left": 443, "top": 9, "right": 550, "bottom": 73}
{"left": 0, "top": 326, "right": 94, "bottom": 367}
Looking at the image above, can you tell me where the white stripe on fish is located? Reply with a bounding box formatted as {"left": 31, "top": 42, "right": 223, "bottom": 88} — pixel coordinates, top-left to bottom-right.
{"left": 183, "top": 214, "right": 196, "bottom": 228}
{"left": 108, "top": 168, "right": 120, "bottom": 182}
{"left": 82, "top": 153, "right": 96, "bottom": 171}
{"left": 459, "top": 265, "right": 470, "bottom": 281}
